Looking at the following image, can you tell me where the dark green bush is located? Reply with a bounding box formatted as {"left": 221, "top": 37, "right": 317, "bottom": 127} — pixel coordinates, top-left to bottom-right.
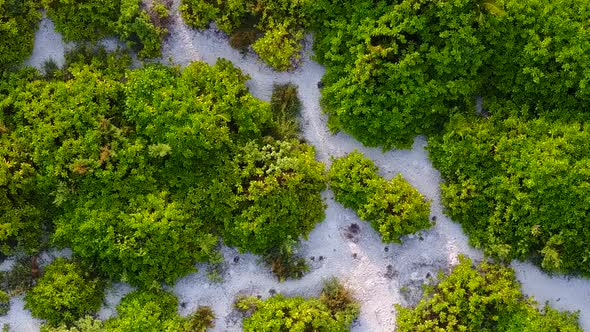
{"left": 0, "top": 0, "right": 41, "bottom": 69}
{"left": 310, "top": 0, "right": 486, "bottom": 149}
{"left": 395, "top": 256, "right": 582, "bottom": 331}
{"left": 236, "top": 279, "right": 359, "bottom": 332}
{"left": 24, "top": 258, "right": 103, "bottom": 326}
{"left": 329, "top": 151, "right": 432, "bottom": 243}
{"left": 429, "top": 114, "right": 590, "bottom": 275}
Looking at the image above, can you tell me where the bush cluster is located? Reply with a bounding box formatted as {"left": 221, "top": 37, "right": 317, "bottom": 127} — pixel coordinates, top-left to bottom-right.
{"left": 236, "top": 278, "right": 359, "bottom": 332}
{"left": 180, "top": 0, "right": 310, "bottom": 70}
{"left": 329, "top": 151, "right": 432, "bottom": 243}
{"left": 396, "top": 256, "right": 582, "bottom": 331}
{"left": 1, "top": 57, "right": 325, "bottom": 288}
{"left": 310, "top": 0, "right": 590, "bottom": 274}
{"left": 43, "top": 0, "right": 171, "bottom": 58}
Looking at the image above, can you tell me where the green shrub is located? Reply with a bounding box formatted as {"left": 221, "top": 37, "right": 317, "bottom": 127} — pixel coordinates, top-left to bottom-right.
{"left": 24, "top": 258, "right": 103, "bottom": 326}
{"left": 360, "top": 175, "right": 432, "bottom": 243}
{"left": 395, "top": 256, "right": 582, "bottom": 331}
{"left": 0, "top": 0, "right": 41, "bottom": 69}
{"left": 429, "top": 114, "right": 590, "bottom": 275}
{"left": 237, "top": 280, "right": 359, "bottom": 332}
{"left": 251, "top": 21, "right": 303, "bottom": 71}
{"left": 329, "top": 151, "right": 432, "bottom": 242}
{"left": 328, "top": 151, "right": 380, "bottom": 211}
{"left": 105, "top": 290, "right": 186, "bottom": 332}
{"left": 310, "top": 0, "right": 486, "bottom": 149}
{"left": 224, "top": 139, "right": 326, "bottom": 254}
{"left": 0, "top": 290, "right": 9, "bottom": 316}
{"left": 268, "top": 83, "right": 302, "bottom": 140}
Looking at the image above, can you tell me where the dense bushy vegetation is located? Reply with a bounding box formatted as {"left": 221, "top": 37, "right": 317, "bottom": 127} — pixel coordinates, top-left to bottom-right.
{"left": 310, "top": 0, "right": 487, "bottom": 149}
{"left": 24, "top": 259, "right": 103, "bottom": 326}
{"left": 0, "top": 54, "right": 325, "bottom": 288}
{"left": 308, "top": 0, "right": 590, "bottom": 274}
{"left": 43, "top": 0, "right": 171, "bottom": 58}
{"left": 0, "top": 0, "right": 40, "bottom": 70}
{"left": 396, "top": 256, "right": 582, "bottom": 331}
{"left": 180, "top": 0, "right": 309, "bottom": 70}
{"left": 236, "top": 278, "right": 359, "bottom": 331}
{"left": 429, "top": 115, "right": 590, "bottom": 275}
{"left": 329, "top": 152, "right": 432, "bottom": 243}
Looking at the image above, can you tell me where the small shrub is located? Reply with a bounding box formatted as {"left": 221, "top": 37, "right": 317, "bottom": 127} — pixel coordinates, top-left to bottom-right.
{"left": 329, "top": 151, "right": 432, "bottom": 243}
{"left": 251, "top": 22, "right": 303, "bottom": 71}
{"left": 0, "top": 290, "right": 9, "bottom": 316}
{"left": 263, "top": 237, "right": 309, "bottom": 282}
{"left": 319, "top": 278, "right": 359, "bottom": 326}
{"left": 24, "top": 258, "right": 104, "bottom": 326}
{"left": 328, "top": 151, "right": 380, "bottom": 211}
{"left": 186, "top": 306, "right": 215, "bottom": 332}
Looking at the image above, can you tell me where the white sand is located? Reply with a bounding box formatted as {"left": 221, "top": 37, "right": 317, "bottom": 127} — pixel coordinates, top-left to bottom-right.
{"left": 4, "top": 3, "right": 589, "bottom": 331}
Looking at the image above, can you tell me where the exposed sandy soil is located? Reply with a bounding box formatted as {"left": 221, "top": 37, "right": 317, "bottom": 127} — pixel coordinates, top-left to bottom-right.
{"left": 1, "top": 4, "right": 589, "bottom": 332}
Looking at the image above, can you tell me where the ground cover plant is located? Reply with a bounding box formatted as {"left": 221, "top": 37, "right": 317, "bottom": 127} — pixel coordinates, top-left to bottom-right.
{"left": 236, "top": 278, "right": 359, "bottom": 331}
{"left": 329, "top": 151, "right": 432, "bottom": 243}
{"left": 396, "top": 256, "right": 582, "bottom": 331}
{"left": 180, "top": 0, "right": 309, "bottom": 70}
{"left": 0, "top": 53, "right": 326, "bottom": 289}
{"left": 42, "top": 0, "right": 171, "bottom": 58}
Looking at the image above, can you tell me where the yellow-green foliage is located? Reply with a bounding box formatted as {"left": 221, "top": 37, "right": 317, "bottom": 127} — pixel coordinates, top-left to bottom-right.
{"left": 237, "top": 279, "right": 359, "bottom": 332}
{"left": 329, "top": 151, "right": 432, "bottom": 243}
{"left": 396, "top": 256, "right": 582, "bottom": 331}
{"left": 0, "top": 0, "right": 41, "bottom": 69}
{"left": 24, "top": 259, "right": 103, "bottom": 327}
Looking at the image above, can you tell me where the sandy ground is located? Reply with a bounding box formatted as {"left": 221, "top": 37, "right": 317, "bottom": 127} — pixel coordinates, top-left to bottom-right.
{"left": 2, "top": 3, "right": 589, "bottom": 331}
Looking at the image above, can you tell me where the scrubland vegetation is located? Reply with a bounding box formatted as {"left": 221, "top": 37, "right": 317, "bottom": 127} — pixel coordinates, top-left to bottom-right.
{"left": 0, "top": 0, "right": 588, "bottom": 330}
